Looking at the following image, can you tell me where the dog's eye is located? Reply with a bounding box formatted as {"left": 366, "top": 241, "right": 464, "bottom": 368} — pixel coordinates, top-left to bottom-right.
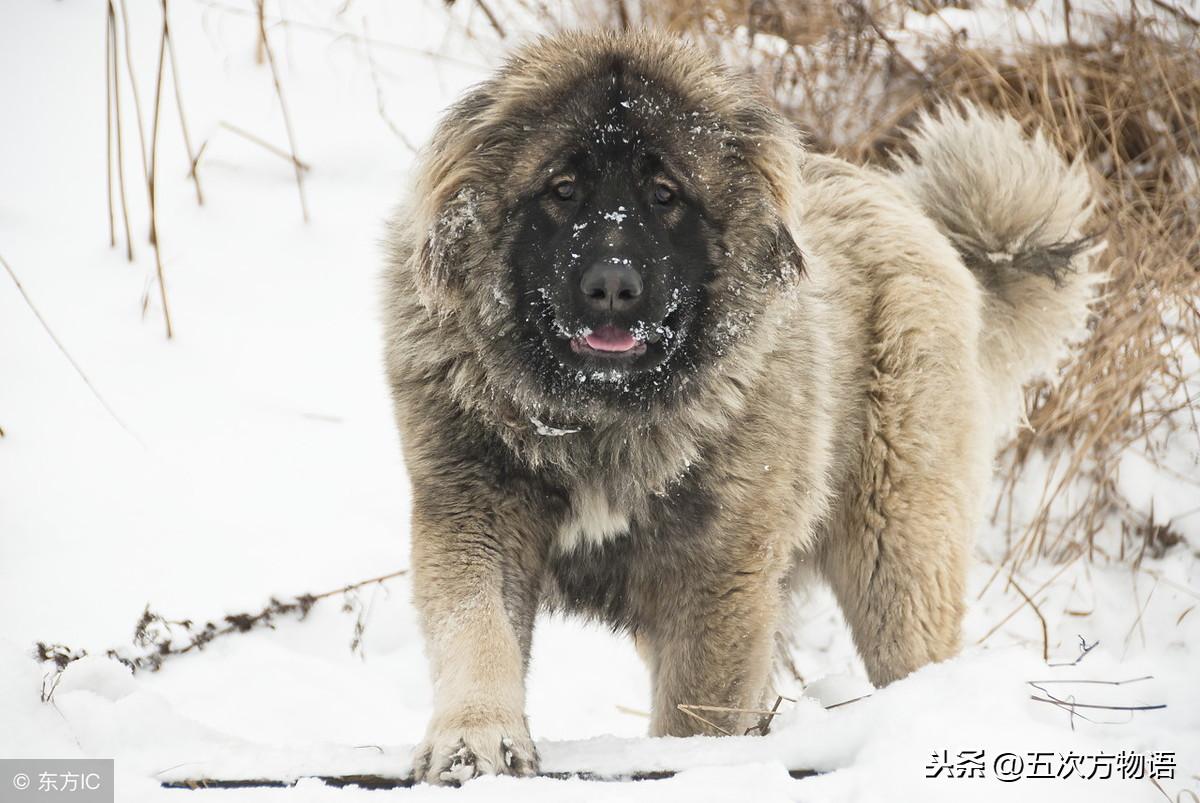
{"left": 653, "top": 183, "right": 675, "bottom": 205}
{"left": 553, "top": 180, "right": 576, "bottom": 201}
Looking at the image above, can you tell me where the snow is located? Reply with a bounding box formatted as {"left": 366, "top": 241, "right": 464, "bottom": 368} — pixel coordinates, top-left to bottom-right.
{"left": 2, "top": 2, "right": 1198, "bottom": 801}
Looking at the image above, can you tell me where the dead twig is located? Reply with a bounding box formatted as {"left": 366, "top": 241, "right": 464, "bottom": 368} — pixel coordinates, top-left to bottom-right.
{"left": 1146, "top": 0, "right": 1200, "bottom": 27}
{"left": 255, "top": 0, "right": 309, "bottom": 222}
{"left": 1123, "top": 581, "right": 1158, "bottom": 651}
{"left": 34, "top": 568, "right": 409, "bottom": 676}
{"left": 163, "top": 767, "right": 821, "bottom": 789}
{"left": 116, "top": 0, "right": 151, "bottom": 189}
{"left": 162, "top": 0, "right": 203, "bottom": 205}
{"left": 197, "top": 1, "right": 487, "bottom": 70}
{"left": 1009, "top": 578, "right": 1050, "bottom": 661}
{"left": 146, "top": 11, "right": 174, "bottom": 339}
{"left": 362, "top": 18, "right": 416, "bottom": 152}
{"left": 675, "top": 705, "right": 733, "bottom": 736}
{"left": 675, "top": 697, "right": 796, "bottom": 737}
{"left": 847, "top": 0, "right": 929, "bottom": 84}
{"left": 823, "top": 694, "right": 873, "bottom": 710}
{"left": 1, "top": 252, "right": 138, "bottom": 440}
{"left": 472, "top": 0, "right": 507, "bottom": 39}
{"left": 1027, "top": 675, "right": 1152, "bottom": 686}
{"left": 214, "top": 121, "right": 312, "bottom": 171}
{"left": 1047, "top": 635, "right": 1099, "bottom": 666}
{"left": 105, "top": 4, "right": 116, "bottom": 249}
{"left": 1029, "top": 695, "right": 1166, "bottom": 712}
{"left": 976, "top": 558, "right": 1079, "bottom": 646}
{"left": 750, "top": 695, "right": 784, "bottom": 735}
{"left": 106, "top": 1, "right": 134, "bottom": 261}
{"left": 1027, "top": 675, "right": 1165, "bottom": 728}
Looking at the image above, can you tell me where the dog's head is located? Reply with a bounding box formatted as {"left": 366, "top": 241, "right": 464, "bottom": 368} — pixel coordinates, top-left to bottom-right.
{"left": 402, "top": 31, "right": 805, "bottom": 422}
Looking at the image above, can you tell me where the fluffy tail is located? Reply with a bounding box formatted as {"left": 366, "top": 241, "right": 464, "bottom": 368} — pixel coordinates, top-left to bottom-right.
{"left": 891, "top": 104, "right": 1103, "bottom": 437}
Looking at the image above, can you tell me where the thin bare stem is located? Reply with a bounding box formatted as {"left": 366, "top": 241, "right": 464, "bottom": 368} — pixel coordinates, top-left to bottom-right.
{"left": 255, "top": 0, "right": 308, "bottom": 222}
{"left": 1009, "top": 578, "right": 1050, "bottom": 661}
{"left": 116, "top": 0, "right": 151, "bottom": 190}
{"left": 1029, "top": 695, "right": 1166, "bottom": 712}
{"left": 824, "top": 694, "right": 873, "bottom": 710}
{"left": 216, "top": 121, "right": 311, "bottom": 171}
{"left": 675, "top": 705, "right": 732, "bottom": 736}
{"left": 1, "top": 252, "right": 137, "bottom": 440}
{"left": 162, "top": 0, "right": 203, "bottom": 205}
{"left": 309, "top": 568, "right": 409, "bottom": 602}
{"left": 1147, "top": 0, "right": 1200, "bottom": 26}
{"left": 196, "top": 1, "right": 487, "bottom": 70}
{"left": 107, "top": 2, "right": 134, "bottom": 261}
{"left": 148, "top": 16, "right": 174, "bottom": 339}
{"left": 976, "top": 557, "right": 1080, "bottom": 646}
{"left": 473, "top": 0, "right": 506, "bottom": 39}
{"left": 363, "top": 18, "right": 416, "bottom": 152}
{"left": 105, "top": 5, "right": 115, "bottom": 249}
{"left": 1027, "top": 675, "right": 1152, "bottom": 685}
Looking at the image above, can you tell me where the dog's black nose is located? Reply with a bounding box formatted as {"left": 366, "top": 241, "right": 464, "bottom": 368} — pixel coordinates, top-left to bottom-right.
{"left": 580, "top": 261, "right": 643, "bottom": 311}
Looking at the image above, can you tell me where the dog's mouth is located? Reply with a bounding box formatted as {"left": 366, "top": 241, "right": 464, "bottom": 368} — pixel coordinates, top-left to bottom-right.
{"left": 533, "top": 298, "right": 693, "bottom": 378}
{"left": 569, "top": 325, "right": 648, "bottom": 358}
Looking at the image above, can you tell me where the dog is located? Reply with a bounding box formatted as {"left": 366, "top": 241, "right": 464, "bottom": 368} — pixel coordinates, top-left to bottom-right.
{"left": 381, "top": 30, "right": 1097, "bottom": 784}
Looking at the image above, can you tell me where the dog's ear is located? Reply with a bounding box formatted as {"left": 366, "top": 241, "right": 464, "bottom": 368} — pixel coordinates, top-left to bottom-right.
{"left": 731, "top": 103, "right": 807, "bottom": 287}
{"left": 414, "top": 186, "right": 480, "bottom": 306}
{"left": 770, "top": 219, "right": 806, "bottom": 286}
{"left": 406, "top": 82, "right": 504, "bottom": 310}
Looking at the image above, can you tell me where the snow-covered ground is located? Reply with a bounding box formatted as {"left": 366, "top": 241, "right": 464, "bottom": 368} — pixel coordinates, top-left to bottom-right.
{"left": 2, "top": 2, "right": 1197, "bottom": 801}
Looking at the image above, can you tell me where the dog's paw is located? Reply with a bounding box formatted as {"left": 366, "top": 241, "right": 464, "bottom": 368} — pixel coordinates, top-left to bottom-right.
{"left": 412, "top": 712, "right": 537, "bottom": 786}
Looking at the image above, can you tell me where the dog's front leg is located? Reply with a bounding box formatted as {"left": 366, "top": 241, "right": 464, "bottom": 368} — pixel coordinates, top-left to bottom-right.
{"left": 641, "top": 562, "right": 785, "bottom": 738}
{"left": 408, "top": 468, "right": 547, "bottom": 785}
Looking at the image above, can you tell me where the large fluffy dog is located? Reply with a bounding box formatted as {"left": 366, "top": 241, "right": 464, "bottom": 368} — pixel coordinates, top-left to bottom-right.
{"left": 382, "top": 31, "right": 1096, "bottom": 784}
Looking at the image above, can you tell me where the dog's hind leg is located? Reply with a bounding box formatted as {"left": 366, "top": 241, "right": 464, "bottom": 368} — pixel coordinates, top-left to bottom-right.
{"left": 816, "top": 350, "right": 989, "bottom": 686}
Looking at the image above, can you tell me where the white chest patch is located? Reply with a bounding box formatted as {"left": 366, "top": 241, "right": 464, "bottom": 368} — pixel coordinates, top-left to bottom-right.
{"left": 556, "top": 484, "right": 630, "bottom": 552}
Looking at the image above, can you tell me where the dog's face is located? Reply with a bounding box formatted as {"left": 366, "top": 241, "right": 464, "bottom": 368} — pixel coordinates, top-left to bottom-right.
{"left": 413, "top": 36, "right": 805, "bottom": 419}
{"left": 508, "top": 85, "right": 719, "bottom": 388}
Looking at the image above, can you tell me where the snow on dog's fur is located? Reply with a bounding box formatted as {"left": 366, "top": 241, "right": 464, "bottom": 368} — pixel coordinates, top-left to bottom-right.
{"left": 381, "top": 31, "right": 1097, "bottom": 786}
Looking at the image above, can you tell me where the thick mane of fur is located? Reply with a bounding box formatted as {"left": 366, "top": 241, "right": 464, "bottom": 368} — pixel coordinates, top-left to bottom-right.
{"left": 382, "top": 30, "right": 817, "bottom": 497}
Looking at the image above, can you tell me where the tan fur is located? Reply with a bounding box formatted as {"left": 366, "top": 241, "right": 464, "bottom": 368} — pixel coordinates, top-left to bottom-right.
{"left": 381, "top": 31, "right": 1097, "bottom": 784}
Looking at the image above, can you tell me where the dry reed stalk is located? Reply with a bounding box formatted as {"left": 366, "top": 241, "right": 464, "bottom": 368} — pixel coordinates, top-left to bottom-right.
{"left": 106, "top": 1, "right": 134, "bottom": 261}
{"left": 975, "top": 554, "right": 1081, "bottom": 644}
{"left": 675, "top": 705, "right": 733, "bottom": 735}
{"left": 1, "top": 252, "right": 136, "bottom": 439}
{"left": 254, "top": 0, "right": 309, "bottom": 222}
{"left": 117, "top": 0, "right": 151, "bottom": 190}
{"left": 473, "top": 0, "right": 508, "bottom": 38}
{"left": 162, "top": 0, "right": 204, "bottom": 205}
{"left": 363, "top": 18, "right": 418, "bottom": 153}
{"left": 215, "top": 121, "right": 312, "bottom": 171}
{"left": 105, "top": 5, "right": 115, "bottom": 249}
{"left": 199, "top": 0, "right": 489, "bottom": 69}
{"left": 931, "top": 25, "right": 1200, "bottom": 573}
{"left": 1008, "top": 578, "right": 1050, "bottom": 661}
{"left": 36, "top": 568, "right": 409, "bottom": 676}
{"left": 147, "top": 11, "right": 174, "bottom": 339}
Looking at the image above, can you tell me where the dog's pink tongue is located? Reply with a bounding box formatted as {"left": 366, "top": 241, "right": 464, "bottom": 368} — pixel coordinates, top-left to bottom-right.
{"left": 584, "top": 325, "right": 639, "bottom": 352}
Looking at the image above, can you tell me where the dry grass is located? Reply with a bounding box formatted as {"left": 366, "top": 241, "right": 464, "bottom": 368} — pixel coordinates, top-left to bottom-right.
{"left": 497, "top": 0, "right": 1200, "bottom": 568}
{"left": 913, "top": 18, "right": 1200, "bottom": 573}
